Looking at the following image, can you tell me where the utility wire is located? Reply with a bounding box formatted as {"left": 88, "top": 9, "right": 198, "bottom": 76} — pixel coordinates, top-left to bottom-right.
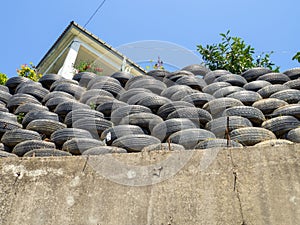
{"left": 84, "top": 0, "right": 107, "bottom": 28}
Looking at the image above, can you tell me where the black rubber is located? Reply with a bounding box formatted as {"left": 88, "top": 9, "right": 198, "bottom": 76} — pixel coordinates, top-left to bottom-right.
{"left": 39, "top": 74, "right": 62, "bottom": 90}
{"left": 167, "top": 107, "right": 212, "bottom": 127}
{"left": 181, "top": 92, "right": 215, "bottom": 108}
{"left": 257, "top": 72, "right": 290, "bottom": 84}
{"left": 213, "top": 86, "right": 244, "bottom": 98}
{"left": 73, "top": 72, "right": 98, "bottom": 88}
{"left": 157, "top": 101, "right": 195, "bottom": 120}
{"left": 214, "top": 74, "right": 247, "bottom": 87}
{"left": 50, "top": 128, "right": 93, "bottom": 147}
{"left": 21, "top": 110, "right": 64, "bottom": 130}
{"left": 62, "top": 138, "right": 105, "bottom": 155}
{"left": 111, "top": 105, "right": 152, "bottom": 125}
{"left": 223, "top": 106, "right": 265, "bottom": 125}
{"left": 261, "top": 116, "right": 300, "bottom": 137}
{"left": 202, "top": 81, "right": 232, "bottom": 95}
{"left": 1, "top": 129, "right": 42, "bottom": 148}
{"left": 241, "top": 67, "right": 272, "bottom": 82}
{"left": 252, "top": 98, "right": 288, "bottom": 115}
{"left": 142, "top": 143, "right": 185, "bottom": 151}
{"left": 243, "top": 80, "right": 271, "bottom": 92}
{"left": 272, "top": 104, "right": 300, "bottom": 119}
{"left": 152, "top": 118, "right": 197, "bottom": 142}
{"left": 205, "top": 116, "right": 253, "bottom": 138}
{"left": 230, "top": 127, "right": 276, "bottom": 146}
{"left": 181, "top": 64, "right": 211, "bottom": 76}
{"left": 227, "top": 90, "right": 262, "bottom": 106}
{"left": 26, "top": 119, "right": 67, "bottom": 137}
{"left": 269, "top": 89, "right": 300, "bottom": 104}
{"left": 12, "top": 140, "right": 56, "bottom": 157}
{"left": 168, "top": 128, "right": 216, "bottom": 149}
{"left": 79, "top": 89, "right": 114, "bottom": 104}
{"left": 101, "top": 125, "right": 145, "bottom": 145}
{"left": 287, "top": 128, "right": 300, "bottom": 143}
{"left": 82, "top": 146, "right": 127, "bottom": 155}
{"left": 257, "top": 84, "right": 289, "bottom": 98}
{"left": 203, "top": 98, "right": 244, "bottom": 118}
{"left": 64, "top": 109, "right": 104, "bottom": 128}
{"left": 195, "top": 138, "right": 243, "bottom": 149}
{"left": 119, "top": 112, "right": 163, "bottom": 134}
{"left": 24, "top": 149, "right": 72, "bottom": 157}
{"left": 112, "top": 134, "right": 161, "bottom": 152}
{"left": 72, "top": 118, "right": 113, "bottom": 139}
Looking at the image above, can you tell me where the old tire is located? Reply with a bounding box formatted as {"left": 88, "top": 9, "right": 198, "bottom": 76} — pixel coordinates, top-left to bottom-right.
{"left": 230, "top": 127, "right": 276, "bottom": 146}
{"left": 169, "top": 128, "right": 216, "bottom": 149}
{"left": 112, "top": 134, "right": 161, "bottom": 152}
{"left": 12, "top": 140, "right": 56, "bottom": 157}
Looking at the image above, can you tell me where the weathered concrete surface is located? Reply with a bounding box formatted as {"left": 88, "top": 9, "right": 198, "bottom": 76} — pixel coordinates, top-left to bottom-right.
{"left": 0, "top": 144, "right": 299, "bottom": 225}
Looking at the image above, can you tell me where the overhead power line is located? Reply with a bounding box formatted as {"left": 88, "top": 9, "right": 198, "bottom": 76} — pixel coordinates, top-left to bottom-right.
{"left": 84, "top": 0, "right": 107, "bottom": 28}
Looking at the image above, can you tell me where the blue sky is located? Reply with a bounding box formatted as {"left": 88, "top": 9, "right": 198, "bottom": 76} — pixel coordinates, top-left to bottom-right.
{"left": 0, "top": 0, "right": 299, "bottom": 77}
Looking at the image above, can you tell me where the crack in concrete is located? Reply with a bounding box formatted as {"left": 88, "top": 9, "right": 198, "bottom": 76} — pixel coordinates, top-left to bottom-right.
{"left": 228, "top": 148, "right": 246, "bottom": 225}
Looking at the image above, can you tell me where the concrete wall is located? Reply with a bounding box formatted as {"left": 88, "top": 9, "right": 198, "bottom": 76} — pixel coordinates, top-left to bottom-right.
{"left": 0, "top": 144, "right": 300, "bottom": 225}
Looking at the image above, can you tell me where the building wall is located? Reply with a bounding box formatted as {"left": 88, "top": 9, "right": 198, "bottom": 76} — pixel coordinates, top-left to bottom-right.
{"left": 1, "top": 145, "right": 300, "bottom": 225}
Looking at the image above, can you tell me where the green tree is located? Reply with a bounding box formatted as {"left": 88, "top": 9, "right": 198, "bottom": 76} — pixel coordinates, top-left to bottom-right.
{"left": 292, "top": 52, "right": 300, "bottom": 63}
{"left": 0, "top": 73, "right": 8, "bottom": 85}
{"left": 197, "top": 30, "right": 279, "bottom": 74}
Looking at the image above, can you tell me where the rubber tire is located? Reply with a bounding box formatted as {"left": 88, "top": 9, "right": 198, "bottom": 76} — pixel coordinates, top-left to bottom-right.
{"left": 111, "top": 105, "right": 152, "bottom": 125}
{"left": 257, "top": 72, "right": 290, "bottom": 84}
{"left": 203, "top": 98, "right": 244, "bottom": 118}
{"left": 195, "top": 138, "right": 243, "bottom": 149}
{"left": 119, "top": 112, "right": 163, "bottom": 134}
{"left": 168, "top": 128, "right": 216, "bottom": 149}
{"left": 64, "top": 109, "right": 104, "bottom": 128}
{"left": 272, "top": 104, "right": 300, "bottom": 119}
{"left": 50, "top": 128, "right": 93, "bottom": 147}
{"left": 269, "top": 89, "right": 300, "bottom": 104}
{"left": 252, "top": 98, "right": 288, "bottom": 115}
{"left": 205, "top": 116, "right": 253, "bottom": 138}
{"left": 112, "top": 134, "right": 161, "bottom": 152}
{"left": 82, "top": 146, "right": 127, "bottom": 155}
{"left": 227, "top": 90, "right": 262, "bottom": 106}
{"left": 151, "top": 118, "right": 198, "bottom": 142}
{"left": 241, "top": 67, "right": 272, "bottom": 82}
{"left": 142, "top": 143, "right": 185, "bottom": 152}
{"left": 157, "top": 101, "right": 195, "bottom": 120}
{"left": 22, "top": 110, "right": 59, "bottom": 128}
{"left": 62, "top": 138, "right": 105, "bottom": 155}
{"left": 222, "top": 106, "right": 265, "bottom": 125}
{"left": 261, "top": 116, "right": 300, "bottom": 137}
{"left": 243, "top": 80, "right": 271, "bottom": 92}
{"left": 72, "top": 118, "right": 113, "bottom": 139}
{"left": 202, "top": 82, "right": 232, "bottom": 95}
{"left": 287, "top": 128, "right": 300, "bottom": 143}
{"left": 26, "top": 119, "right": 67, "bottom": 137}
{"left": 79, "top": 89, "right": 114, "bottom": 104}
{"left": 230, "top": 127, "right": 276, "bottom": 146}
{"left": 1, "top": 129, "right": 42, "bottom": 148}
{"left": 257, "top": 84, "right": 289, "bottom": 98}
{"left": 213, "top": 86, "right": 244, "bottom": 98}
{"left": 181, "top": 92, "right": 215, "bottom": 108}
{"left": 100, "top": 125, "right": 145, "bottom": 145}
{"left": 12, "top": 140, "right": 56, "bottom": 157}
{"left": 24, "top": 149, "right": 72, "bottom": 157}
{"left": 167, "top": 107, "right": 212, "bottom": 127}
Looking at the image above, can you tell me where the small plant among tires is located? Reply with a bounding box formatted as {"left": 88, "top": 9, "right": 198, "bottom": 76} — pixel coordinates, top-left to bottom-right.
{"left": 0, "top": 73, "right": 8, "bottom": 85}
{"left": 197, "top": 30, "right": 279, "bottom": 74}
{"left": 17, "top": 113, "right": 25, "bottom": 124}
{"left": 17, "top": 62, "right": 42, "bottom": 81}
